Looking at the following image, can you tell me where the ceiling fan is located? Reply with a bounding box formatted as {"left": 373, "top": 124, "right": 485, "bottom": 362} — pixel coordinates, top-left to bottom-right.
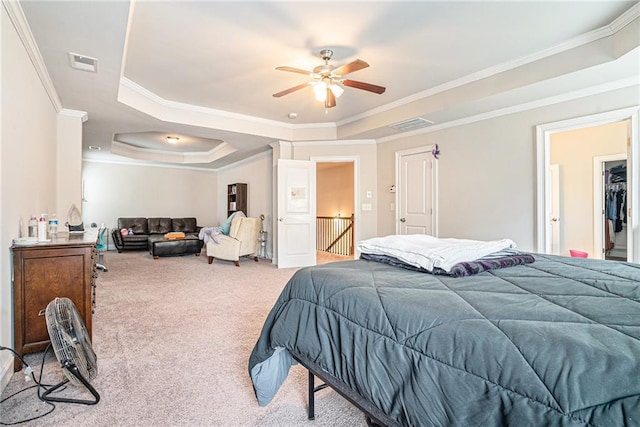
{"left": 273, "top": 49, "right": 386, "bottom": 109}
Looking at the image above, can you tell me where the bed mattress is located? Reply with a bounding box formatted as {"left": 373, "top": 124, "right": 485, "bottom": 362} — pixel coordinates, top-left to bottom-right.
{"left": 249, "top": 254, "right": 640, "bottom": 426}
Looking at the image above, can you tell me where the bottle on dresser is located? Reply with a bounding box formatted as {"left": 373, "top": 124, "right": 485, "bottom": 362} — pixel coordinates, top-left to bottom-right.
{"left": 48, "top": 213, "right": 58, "bottom": 237}
{"left": 38, "top": 214, "right": 47, "bottom": 242}
{"left": 28, "top": 215, "right": 38, "bottom": 238}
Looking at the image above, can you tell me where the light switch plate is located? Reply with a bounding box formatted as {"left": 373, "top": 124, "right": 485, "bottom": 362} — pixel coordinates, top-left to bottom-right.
{"left": 362, "top": 203, "right": 372, "bottom": 211}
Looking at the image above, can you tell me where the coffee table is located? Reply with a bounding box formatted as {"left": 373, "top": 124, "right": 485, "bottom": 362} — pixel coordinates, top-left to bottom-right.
{"left": 148, "top": 235, "right": 204, "bottom": 259}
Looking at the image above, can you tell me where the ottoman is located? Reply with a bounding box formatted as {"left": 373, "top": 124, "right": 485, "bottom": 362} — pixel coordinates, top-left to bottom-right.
{"left": 148, "top": 235, "right": 204, "bottom": 259}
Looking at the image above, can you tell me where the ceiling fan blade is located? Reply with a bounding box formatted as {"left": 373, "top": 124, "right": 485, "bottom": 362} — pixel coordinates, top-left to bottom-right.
{"left": 275, "top": 66, "right": 313, "bottom": 76}
{"left": 333, "top": 59, "right": 369, "bottom": 76}
{"left": 273, "top": 83, "right": 310, "bottom": 98}
{"left": 343, "top": 79, "right": 386, "bottom": 94}
{"left": 325, "top": 88, "right": 336, "bottom": 108}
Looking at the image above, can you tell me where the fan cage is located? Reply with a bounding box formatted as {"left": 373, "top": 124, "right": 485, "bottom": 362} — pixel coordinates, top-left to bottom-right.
{"left": 45, "top": 297, "right": 98, "bottom": 386}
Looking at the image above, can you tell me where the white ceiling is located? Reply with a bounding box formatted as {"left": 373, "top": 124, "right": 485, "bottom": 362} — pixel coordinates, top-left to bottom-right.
{"left": 17, "top": 1, "right": 640, "bottom": 170}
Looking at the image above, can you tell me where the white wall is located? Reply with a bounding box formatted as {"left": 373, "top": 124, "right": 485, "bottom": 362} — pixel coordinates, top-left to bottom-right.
{"left": 376, "top": 86, "right": 640, "bottom": 252}
{"left": 1, "top": 7, "right": 58, "bottom": 390}
{"left": 57, "top": 110, "right": 85, "bottom": 230}
{"left": 82, "top": 161, "right": 217, "bottom": 241}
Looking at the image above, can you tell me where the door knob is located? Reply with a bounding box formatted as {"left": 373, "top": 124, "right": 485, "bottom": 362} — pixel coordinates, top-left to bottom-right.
{"left": 278, "top": 218, "right": 284, "bottom": 222}
{"left": 400, "top": 218, "right": 406, "bottom": 222}
{"left": 551, "top": 217, "right": 559, "bottom": 222}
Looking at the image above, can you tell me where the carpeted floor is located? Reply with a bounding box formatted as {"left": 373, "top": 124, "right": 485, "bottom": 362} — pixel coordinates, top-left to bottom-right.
{"left": 1, "top": 251, "right": 366, "bottom": 426}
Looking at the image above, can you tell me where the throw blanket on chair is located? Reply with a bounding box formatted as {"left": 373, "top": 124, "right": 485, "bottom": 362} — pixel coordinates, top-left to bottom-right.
{"left": 199, "top": 227, "right": 222, "bottom": 244}
{"left": 199, "top": 211, "right": 247, "bottom": 244}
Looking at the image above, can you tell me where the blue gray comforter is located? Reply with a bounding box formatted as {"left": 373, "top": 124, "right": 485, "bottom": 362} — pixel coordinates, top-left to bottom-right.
{"left": 249, "top": 254, "right": 640, "bottom": 426}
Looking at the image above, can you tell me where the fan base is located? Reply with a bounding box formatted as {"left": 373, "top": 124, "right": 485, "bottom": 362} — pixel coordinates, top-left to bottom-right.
{"left": 40, "top": 361, "right": 100, "bottom": 405}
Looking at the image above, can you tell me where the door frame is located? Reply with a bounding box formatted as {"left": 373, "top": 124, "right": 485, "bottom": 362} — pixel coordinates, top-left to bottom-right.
{"left": 549, "top": 164, "right": 560, "bottom": 255}
{"left": 311, "top": 155, "right": 360, "bottom": 256}
{"left": 395, "top": 145, "right": 438, "bottom": 236}
{"left": 593, "top": 154, "right": 628, "bottom": 260}
{"left": 535, "top": 106, "right": 639, "bottom": 262}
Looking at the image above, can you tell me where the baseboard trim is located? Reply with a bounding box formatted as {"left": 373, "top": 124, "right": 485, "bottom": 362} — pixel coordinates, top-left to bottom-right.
{"left": 0, "top": 355, "right": 14, "bottom": 395}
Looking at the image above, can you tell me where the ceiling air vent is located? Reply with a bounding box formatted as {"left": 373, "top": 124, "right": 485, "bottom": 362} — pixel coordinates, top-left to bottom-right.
{"left": 389, "top": 117, "right": 434, "bottom": 132}
{"left": 69, "top": 52, "right": 98, "bottom": 73}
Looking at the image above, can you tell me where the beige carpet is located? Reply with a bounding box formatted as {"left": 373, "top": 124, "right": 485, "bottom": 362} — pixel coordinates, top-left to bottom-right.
{"left": 1, "top": 251, "right": 366, "bottom": 426}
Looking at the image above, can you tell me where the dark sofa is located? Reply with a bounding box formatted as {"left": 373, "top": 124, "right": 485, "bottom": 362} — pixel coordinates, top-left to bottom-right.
{"left": 111, "top": 217, "right": 202, "bottom": 253}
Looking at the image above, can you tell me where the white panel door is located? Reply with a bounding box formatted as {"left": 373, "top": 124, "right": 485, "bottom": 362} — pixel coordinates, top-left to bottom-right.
{"left": 397, "top": 147, "right": 436, "bottom": 235}
{"left": 277, "top": 159, "right": 316, "bottom": 268}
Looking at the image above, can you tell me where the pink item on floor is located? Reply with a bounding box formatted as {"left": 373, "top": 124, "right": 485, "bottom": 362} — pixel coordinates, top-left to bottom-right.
{"left": 569, "top": 250, "right": 588, "bottom": 258}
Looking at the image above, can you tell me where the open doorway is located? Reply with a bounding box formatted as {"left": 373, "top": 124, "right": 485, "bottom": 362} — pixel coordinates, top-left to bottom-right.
{"left": 316, "top": 161, "right": 355, "bottom": 264}
{"left": 599, "top": 157, "right": 628, "bottom": 261}
{"left": 549, "top": 121, "right": 628, "bottom": 258}
{"left": 537, "top": 107, "right": 638, "bottom": 262}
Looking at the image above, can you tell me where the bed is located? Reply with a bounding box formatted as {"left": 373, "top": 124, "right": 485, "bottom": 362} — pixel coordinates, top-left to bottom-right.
{"left": 249, "top": 244, "right": 640, "bottom": 426}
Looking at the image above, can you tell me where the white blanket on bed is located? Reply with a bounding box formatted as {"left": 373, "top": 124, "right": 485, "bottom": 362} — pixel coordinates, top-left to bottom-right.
{"left": 357, "top": 235, "right": 517, "bottom": 272}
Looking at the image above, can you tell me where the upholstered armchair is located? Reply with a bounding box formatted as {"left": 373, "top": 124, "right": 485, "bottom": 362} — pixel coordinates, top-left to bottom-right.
{"left": 206, "top": 216, "right": 260, "bottom": 266}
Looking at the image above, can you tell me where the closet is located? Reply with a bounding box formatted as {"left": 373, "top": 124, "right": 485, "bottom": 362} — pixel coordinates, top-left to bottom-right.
{"left": 603, "top": 160, "right": 627, "bottom": 260}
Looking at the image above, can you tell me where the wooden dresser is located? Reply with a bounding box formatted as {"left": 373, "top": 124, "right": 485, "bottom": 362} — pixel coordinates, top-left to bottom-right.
{"left": 11, "top": 231, "right": 98, "bottom": 370}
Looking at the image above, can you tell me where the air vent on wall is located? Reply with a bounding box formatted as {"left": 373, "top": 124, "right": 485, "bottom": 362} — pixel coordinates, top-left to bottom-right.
{"left": 389, "top": 117, "right": 434, "bottom": 132}
{"left": 69, "top": 52, "right": 98, "bottom": 73}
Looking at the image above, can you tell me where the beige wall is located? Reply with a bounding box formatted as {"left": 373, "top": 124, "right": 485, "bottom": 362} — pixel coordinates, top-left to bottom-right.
{"left": 56, "top": 111, "right": 85, "bottom": 230}
{"left": 1, "top": 8, "right": 58, "bottom": 388}
{"left": 216, "top": 151, "right": 272, "bottom": 256}
{"left": 376, "top": 87, "right": 639, "bottom": 252}
{"left": 81, "top": 161, "right": 217, "bottom": 239}
{"left": 550, "top": 121, "right": 627, "bottom": 257}
{"left": 317, "top": 162, "right": 354, "bottom": 217}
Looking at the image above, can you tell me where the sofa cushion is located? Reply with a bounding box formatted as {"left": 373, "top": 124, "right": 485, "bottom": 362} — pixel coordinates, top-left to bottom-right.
{"left": 148, "top": 217, "right": 172, "bottom": 234}
{"left": 172, "top": 218, "right": 197, "bottom": 233}
{"left": 122, "top": 234, "right": 150, "bottom": 244}
{"left": 117, "top": 218, "right": 149, "bottom": 235}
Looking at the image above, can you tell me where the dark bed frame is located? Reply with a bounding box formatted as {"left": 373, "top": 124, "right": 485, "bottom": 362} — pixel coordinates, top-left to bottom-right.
{"left": 292, "top": 353, "right": 402, "bottom": 427}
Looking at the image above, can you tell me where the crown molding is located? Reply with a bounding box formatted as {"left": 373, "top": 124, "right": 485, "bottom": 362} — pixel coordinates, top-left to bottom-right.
{"left": 378, "top": 76, "right": 639, "bottom": 144}
{"left": 119, "top": 77, "right": 335, "bottom": 130}
{"left": 338, "top": 9, "right": 637, "bottom": 128}
{"left": 82, "top": 157, "right": 219, "bottom": 173}
{"left": 59, "top": 109, "right": 88, "bottom": 122}
{"left": 609, "top": 2, "right": 639, "bottom": 33}
{"left": 110, "top": 139, "right": 237, "bottom": 164}
{"left": 3, "top": 0, "right": 62, "bottom": 112}
{"left": 291, "top": 139, "right": 376, "bottom": 147}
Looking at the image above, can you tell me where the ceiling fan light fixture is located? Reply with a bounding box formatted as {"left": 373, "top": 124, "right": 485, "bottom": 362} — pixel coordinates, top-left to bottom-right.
{"left": 313, "top": 81, "right": 328, "bottom": 102}
{"left": 329, "top": 83, "right": 344, "bottom": 98}
{"left": 273, "top": 48, "right": 385, "bottom": 108}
